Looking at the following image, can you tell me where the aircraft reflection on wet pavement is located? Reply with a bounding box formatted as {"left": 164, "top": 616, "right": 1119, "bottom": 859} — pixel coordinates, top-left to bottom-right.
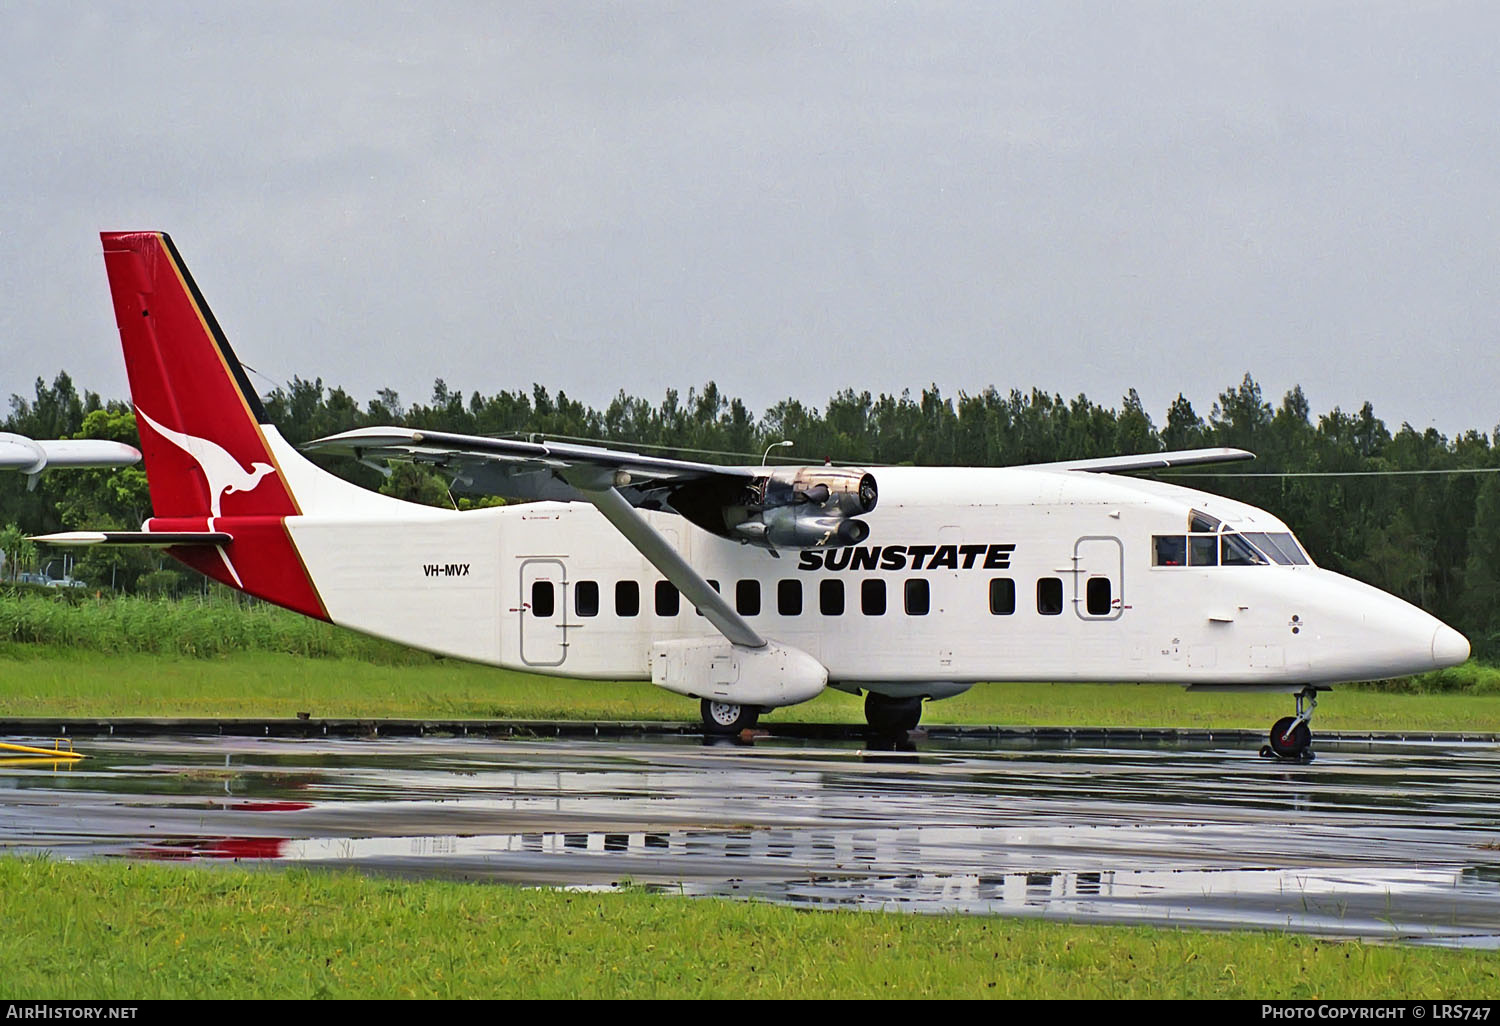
{"left": 3, "top": 733, "right": 1499, "bottom": 947}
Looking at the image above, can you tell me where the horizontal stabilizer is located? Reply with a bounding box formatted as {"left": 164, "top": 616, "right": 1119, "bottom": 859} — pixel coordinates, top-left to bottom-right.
{"left": 30, "top": 531, "right": 234, "bottom": 547}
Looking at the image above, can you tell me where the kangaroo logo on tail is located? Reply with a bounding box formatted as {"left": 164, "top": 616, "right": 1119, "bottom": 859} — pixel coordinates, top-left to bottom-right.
{"left": 135, "top": 406, "right": 279, "bottom": 588}
{"left": 135, "top": 407, "right": 277, "bottom": 519}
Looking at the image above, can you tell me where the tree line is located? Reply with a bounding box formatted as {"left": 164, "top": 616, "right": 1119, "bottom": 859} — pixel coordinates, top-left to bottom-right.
{"left": 4, "top": 370, "right": 1498, "bottom": 657}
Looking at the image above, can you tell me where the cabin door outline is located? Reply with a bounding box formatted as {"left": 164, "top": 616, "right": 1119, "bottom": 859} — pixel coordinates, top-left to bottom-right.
{"left": 1072, "top": 536, "right": 1124, "bottom": 621}
{"left": 519, "top": 557, "right": 569, "bottom": 666}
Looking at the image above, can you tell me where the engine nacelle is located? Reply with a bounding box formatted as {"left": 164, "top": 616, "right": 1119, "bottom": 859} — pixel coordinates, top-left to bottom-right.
{"left": 755, "top": 467, "right": 878, "bottom": 517}
{"left": 725, "top": 467, "right": 878, "bottom": 550}
{"left": 669, "top": 466, "right": 879, "bottom": 552}
{"left": 733, "top": 507, "right": 871, "bottom": 549}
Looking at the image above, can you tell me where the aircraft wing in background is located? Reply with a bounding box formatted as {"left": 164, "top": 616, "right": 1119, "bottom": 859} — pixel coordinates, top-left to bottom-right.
{"left": 0, "top": 432, "right": 141, "bottom": 490}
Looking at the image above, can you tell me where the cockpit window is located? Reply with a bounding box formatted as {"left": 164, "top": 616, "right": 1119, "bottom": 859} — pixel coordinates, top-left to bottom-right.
{"left": 1242, "top": 534, "right": 1314, "bottom": 564}
{"left": 1240, "top": 532, "right": 1283, "bottom": 563}
{"left": 1156, "top": 527, "right": 1310, "bottom": 568}
{"left": 1221, "top": 532, "right": 1269, "bottom": 566}
{"left": 1189, "top": 510, "right": 1221, "bottom": 534}
{"left": 1155, "top": 533, "right": 1220, "bottom": 566}
{"left": 1270, "top": 532, "right": 1310, "bottom": 565}
{"left": 1153, "top": 535, "right": 1187, "bottom": 566}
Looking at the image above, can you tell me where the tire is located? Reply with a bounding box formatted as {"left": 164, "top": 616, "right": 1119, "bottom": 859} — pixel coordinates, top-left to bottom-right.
{"left": 864, "top": 693, "right": 923, "bottom": 735}
{"left": 1268, "top": 715, "right": 1311, "bottom": 759}
{"left": 701, "top": 699, "right": 760, "bottom": 735}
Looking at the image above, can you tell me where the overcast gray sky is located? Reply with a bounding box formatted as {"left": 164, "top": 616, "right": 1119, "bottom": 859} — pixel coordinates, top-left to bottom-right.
{"left": 2, "top": 1, "right": 1497, "bottom": 440}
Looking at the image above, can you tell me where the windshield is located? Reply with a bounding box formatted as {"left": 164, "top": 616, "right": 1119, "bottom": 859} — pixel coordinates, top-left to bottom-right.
{"left": 1153, "top": 528, "right": 1313, "bottom": 568}
{"left": 1239, "top": 531, "right": 1311, "bottom": 566}
{"left": 1220, "top": 532, "right": 1269, "bottom": 566}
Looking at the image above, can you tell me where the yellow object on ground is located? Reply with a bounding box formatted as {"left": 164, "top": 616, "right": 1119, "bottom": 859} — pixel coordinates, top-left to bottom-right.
{"left": 0, "top": 737, "right": 82, "bottom": 759}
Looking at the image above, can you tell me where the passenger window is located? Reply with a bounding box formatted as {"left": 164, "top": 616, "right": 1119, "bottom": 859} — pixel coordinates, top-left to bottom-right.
{"left": 1189, "top": 535, "right": 1218, "bottom": 566}
{"left": 1086, "top": 577, "right": 1112, "bottom": 615}
{"left": 820, "top": 579, "right": 845, "bottom": 616}
{"left": 696, "top": 579, "right": 720, "bottom": 616}
{"left": 575, "top": 580, "right": 599, "bottom": 617}
{"left": 736, "top": 580, "right": 761, "bottom": 616}
{"left": 1037, "top": 578, "right": 1063, "bottom": 615}
{"left": 655, "top": 581, "right": 680, "bottom": 616}
{"left": 531, "top": 581, "right": 555, "bottom": 617}
{"left": 778, "top": 580, "right": 803, "bottom": 616}
{"left": 615, "top": 580, "right": 639, "bottom": 617}
{"left": 989, "top": 578, "right": 1015, "bottom": 615}
{"left": 862, "top": 579, "right": 886, "bottom": 616}
{"left": 905, "top": 579, "right": 930, "bottom": 616}
{"left": 1153, "top": 536, "right": 1186, "bottom": 566}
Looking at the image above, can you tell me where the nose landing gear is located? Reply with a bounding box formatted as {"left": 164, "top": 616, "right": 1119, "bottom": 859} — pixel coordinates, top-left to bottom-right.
{"left": 1261, "top": 687, "right": 1317, "bottom": 762}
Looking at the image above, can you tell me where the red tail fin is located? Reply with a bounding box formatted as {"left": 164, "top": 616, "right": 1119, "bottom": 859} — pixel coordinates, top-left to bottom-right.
{"left": 101, "top": 231, "right": 299, "bottom": 520}
{"left": 100, "top": 231, "right": 325, "bottom": 618}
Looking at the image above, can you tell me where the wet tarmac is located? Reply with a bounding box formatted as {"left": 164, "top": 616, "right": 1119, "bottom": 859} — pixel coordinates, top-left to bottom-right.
{"left": 3, "top": 731, "right": 1499, "bottom": 947}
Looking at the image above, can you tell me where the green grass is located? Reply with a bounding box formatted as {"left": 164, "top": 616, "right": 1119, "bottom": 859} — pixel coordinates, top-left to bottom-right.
{"left": 2, "top": 858, "right": 1494, "bottom": 999}
{"left": 0, "top": 590, "right": 425, "bottom": 662}
{"left": 4, "top": 647, "right": 1500, "bottom": 731}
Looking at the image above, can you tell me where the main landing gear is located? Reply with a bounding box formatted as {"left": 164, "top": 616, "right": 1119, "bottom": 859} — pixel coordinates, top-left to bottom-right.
{"left": 1261, "top": 687, "right": 1318, "bottom": 763}
{"left": 864, "top": 692, "right": 924, "bottom": 736}
{"left": 700, "top": 699, "right": 760, "bottom": 735}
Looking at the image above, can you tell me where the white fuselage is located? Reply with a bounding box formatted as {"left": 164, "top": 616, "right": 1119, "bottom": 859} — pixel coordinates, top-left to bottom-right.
{"left": 271, "top": 432, "right": 1465, "bottom": 698}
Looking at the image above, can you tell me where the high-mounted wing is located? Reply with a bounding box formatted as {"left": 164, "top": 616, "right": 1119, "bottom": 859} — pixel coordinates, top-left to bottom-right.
{"left": 304, "top": 426, "right": 755, "bottom": 498}
{"left": 304, "top": 427, "right": 880, "bottom": 553}
{"left": 307, "top": 429, "right": 1250, "bottom": 514}
{"left": 1022, "top": 447, "right": 1254, "bottom": 474}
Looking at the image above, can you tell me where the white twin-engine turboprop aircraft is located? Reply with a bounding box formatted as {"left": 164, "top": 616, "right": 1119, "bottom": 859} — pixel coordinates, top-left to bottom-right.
{"left": 36, "top": 232, "right": 1471, "bottom": 761}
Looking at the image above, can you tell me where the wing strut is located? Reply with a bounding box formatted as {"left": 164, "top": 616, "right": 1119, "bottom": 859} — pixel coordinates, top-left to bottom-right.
{"left": 565, "top": 473, "right": 766, "bottom": 650}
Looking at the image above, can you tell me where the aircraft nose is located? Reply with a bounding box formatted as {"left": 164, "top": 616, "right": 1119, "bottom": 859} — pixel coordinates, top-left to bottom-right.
{"left": 1431, "top": 625, "right": 1471, "bottom": 667}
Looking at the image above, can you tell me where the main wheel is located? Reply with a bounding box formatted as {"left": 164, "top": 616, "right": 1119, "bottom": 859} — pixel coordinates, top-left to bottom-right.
{"left": 865, "top": 693, "right": 923, "bottom": 735}
{"left": 701, "top": 699, "right": 760, "bottom": 735}
{"left": 1268, "top": 715, "right": 1311, "bottom": 759}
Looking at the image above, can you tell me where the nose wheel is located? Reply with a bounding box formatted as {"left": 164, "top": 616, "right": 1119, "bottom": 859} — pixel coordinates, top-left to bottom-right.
{"left": 1261, "top": 687, "right": 1317, "bottom": 762}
